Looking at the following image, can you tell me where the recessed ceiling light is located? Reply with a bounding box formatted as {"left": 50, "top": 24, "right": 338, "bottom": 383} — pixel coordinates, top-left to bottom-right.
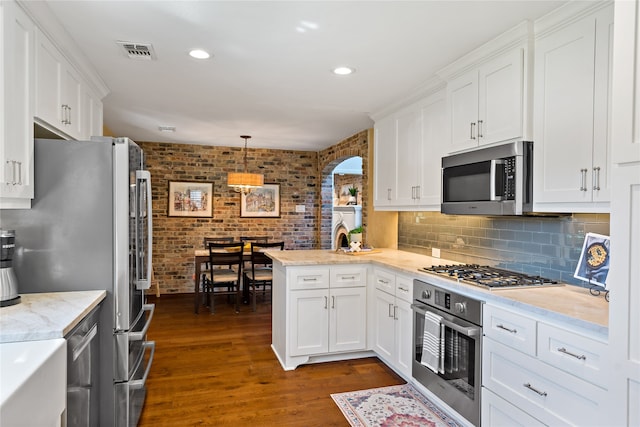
{"left": 333, "top": 66, "right": 354, "bottom": 76}
{"left": 189, "top": 49, "right": 211, "bottom": 59}
{"left": 158, "top": 126, "right": 176, "bottom": 133}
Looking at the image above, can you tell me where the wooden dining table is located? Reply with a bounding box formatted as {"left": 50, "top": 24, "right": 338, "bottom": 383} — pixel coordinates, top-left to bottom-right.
{"left": 193, "top": 249, "right": 252, "bottom": 314}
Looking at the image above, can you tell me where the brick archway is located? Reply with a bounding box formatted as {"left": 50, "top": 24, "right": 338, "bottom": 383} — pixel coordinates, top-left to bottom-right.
{"left": 318, "top": 130, "right": 369, "bottom": 249}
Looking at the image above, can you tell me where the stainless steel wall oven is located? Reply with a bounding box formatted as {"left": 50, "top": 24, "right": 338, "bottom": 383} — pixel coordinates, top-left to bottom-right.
{"left": 412, "top": 279, "right": 483, "bottom": 426}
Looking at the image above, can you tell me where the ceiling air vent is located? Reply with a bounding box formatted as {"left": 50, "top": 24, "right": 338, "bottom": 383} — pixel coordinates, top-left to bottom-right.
{"left": 117, "top": 41, "right": 157, "bottom": 60}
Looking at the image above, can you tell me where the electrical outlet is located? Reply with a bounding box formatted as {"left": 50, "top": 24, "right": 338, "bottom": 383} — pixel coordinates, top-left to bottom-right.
{"left": 295, "top": 204, "right": 305, "bottom": 213}
{"left": 432, "top": 248, "right": 441, "bottom": 258}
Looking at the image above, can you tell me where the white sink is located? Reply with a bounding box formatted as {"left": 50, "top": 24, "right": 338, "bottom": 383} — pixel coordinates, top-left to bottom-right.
{"left": 0, "top": 338, "right": 66, "bottom": 426}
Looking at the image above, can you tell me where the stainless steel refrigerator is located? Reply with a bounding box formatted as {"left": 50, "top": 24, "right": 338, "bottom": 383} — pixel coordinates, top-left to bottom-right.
{"left": 1, "top": 137, "right": 155, "bottom": 426}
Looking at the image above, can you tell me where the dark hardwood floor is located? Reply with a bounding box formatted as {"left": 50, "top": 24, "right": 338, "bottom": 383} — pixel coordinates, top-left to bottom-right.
{"left": 138, "top": 293, "right": 403, "bottom": 426}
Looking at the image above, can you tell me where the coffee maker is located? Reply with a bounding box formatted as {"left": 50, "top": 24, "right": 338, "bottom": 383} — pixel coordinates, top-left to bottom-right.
{"left": 1, "top": 229, "right": 21, "bottom": 306}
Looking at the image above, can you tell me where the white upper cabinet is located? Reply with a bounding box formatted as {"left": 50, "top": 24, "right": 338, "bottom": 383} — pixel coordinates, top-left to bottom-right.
{"left": 0, "top": 0, "right": 35, "bottom": 208}
{"left": 373, "top": 115, "right": 397, "bottom": 208}
{"left": 610, "top": 0, "right": 640, "bottom": 164}
{"left": 373, "top": 91, "right": 446, "bottom": 211}
{"left": 533, "top": 2, "right": 613, "bottom": 211}
{"left": 447, "top": 48, "right": 524, "bottom": 152}
{"left": 35, "top": 28, "right": 85, "bottom": 140}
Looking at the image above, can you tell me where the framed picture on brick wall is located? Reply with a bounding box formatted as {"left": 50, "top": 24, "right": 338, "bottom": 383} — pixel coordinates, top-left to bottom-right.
{"left": 168, "top": 181, "right": 213, "bottom": 217}
{"left": 240, "top": 183, "right": 280, "bottom": 218}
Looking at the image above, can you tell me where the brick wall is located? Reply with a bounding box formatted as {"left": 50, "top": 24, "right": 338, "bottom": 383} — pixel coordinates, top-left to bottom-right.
{"left": 139, "top": 141, "right": 319, "bottom": 294}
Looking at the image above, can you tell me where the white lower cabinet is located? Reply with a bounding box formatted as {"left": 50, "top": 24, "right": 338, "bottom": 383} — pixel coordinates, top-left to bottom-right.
{"left": 371, "top": 268, "right": 413, "bottom": 378}
{"left": 482, "top": 304, "right": 608, "bottom": 426}
{"left": 287, "top": 266, "right": 367, "bottom": 358}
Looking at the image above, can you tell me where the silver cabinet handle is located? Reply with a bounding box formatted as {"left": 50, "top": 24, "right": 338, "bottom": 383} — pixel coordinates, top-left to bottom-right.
{"left": 324, "top": 296, "right": 328, "bottom": 309}
{"left": 478, "top": 120, "right": 483, "bottom": 138}
{"left": 340, "top": 275, "right": 356, "bottom": 280}
{"left": 393, "top": 305, "right": 398, "bottom": 320}
{"left": 411, "top": 186, "right": 415, "bottom": 199}
{"left": 302, "top": 277, "right": 318, "bottom": 282}
{"left": 397, "top": 286, "right": 408, "bottom": 293}
{"left": 331, "top": 295, "right": 335, "bottom": 309}
{"left": 593, "top": 166, "right": 601, "bottom": 191}
{"left": 580, "top": 169, "right": 588, "bottom": 191}
{"left": 388, "top": 303, "right": 394, "bottom": 318}
{"left": 387, "top": 188, "right": 391, "bottom": 200}
{"left": 470, "top": 122, "right": 476, "bottom": 140}
{"left": 558, "top": 347, "right": 586, "bottom": 360}
{"left": 523, "top": 383, "right": 548, "bottom": 397}
{"left": 496, "top": 324, "right": 517, "bottom": 334}
{"left": 16, "top": 161, "right": 22, "bottom": 185}
{"left": 415, "top": 185, "right": 420, "bottom": 200}
{"left": 378, "top": 279, "right": 389, "bottom": 285}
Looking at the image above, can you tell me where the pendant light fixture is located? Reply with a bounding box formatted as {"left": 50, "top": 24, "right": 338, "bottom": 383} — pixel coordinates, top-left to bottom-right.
{"left": 227, "top": 135, "right": 264, "bottom": 194}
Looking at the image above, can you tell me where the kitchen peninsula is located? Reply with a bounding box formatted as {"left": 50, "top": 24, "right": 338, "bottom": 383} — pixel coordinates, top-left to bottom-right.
{"left": 268, "top": 248, "right": 608, "bottom": 368}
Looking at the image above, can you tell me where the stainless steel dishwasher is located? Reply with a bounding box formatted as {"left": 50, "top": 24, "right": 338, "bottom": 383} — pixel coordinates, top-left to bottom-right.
{"left": 65, "top": 304, "right": 102, "bottom": 427}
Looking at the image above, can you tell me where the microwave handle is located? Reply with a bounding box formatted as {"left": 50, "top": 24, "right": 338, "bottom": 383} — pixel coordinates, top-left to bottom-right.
{"left": 490, "top": 159, "right": 505, "bottom": 201}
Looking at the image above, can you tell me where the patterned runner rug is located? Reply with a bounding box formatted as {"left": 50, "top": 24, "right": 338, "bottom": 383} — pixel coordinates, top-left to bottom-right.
{"left": 330, "top": 383, "right": 463, "bottom": 427}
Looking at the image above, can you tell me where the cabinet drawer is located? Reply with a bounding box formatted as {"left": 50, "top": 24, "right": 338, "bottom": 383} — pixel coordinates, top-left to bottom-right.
{"left": 537, "top": 322, "right": 608, "bottom": 388}
{"left": 484, "top": 304, "right": 536, "bottom": 356}
{"left": 395, "top": 274, "right": 413, "bottom": 303}
{"left": 482, "top": 387, "right": 546, "bottom": 427}
{"left": 483, "top": 338, "right": 607, "bottom": 426}
{"left": 288, "top": 268, "right": 329, "bottom": 290}
{"left": 330, "top": 266, "right": 367, "bottom": 288}
{"left": 373, "top": 269, "right": 395, "bottom": 294}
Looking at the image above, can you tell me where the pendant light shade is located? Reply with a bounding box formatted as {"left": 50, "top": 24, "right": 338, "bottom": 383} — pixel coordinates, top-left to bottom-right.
{"left": 228, "top": 135, "right": 264, "bottom": 193}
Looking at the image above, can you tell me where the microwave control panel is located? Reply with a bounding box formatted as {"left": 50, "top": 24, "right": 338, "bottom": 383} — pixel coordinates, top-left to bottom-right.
{"left": 503, "top": 157, "right": 516, "bottom": 200}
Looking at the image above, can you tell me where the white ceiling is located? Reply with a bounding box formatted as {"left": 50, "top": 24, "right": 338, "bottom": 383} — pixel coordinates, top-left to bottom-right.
{"left": 41, "top": 0, "right": 569, "bottom": 151}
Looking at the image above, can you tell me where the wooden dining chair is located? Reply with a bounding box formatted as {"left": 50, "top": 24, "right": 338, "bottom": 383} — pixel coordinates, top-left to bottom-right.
{"left": 243, "top": 241, "right": 284, "bottom": 311}
{"left": 200, "top": 237, "right": 235, "bottom": 299}
{"left": 202, "top": 241, "right": 244, "bottom": 314}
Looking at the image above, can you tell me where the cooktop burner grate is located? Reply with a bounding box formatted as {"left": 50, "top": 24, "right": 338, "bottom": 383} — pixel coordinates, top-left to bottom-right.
{"left": 420, "top": 264, "right": 563, "bottom": 290}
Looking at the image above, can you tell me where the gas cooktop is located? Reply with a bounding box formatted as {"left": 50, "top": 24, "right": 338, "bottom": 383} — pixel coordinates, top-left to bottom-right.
{"left": 420, "top": 264, "right": 564, "bottom": 290}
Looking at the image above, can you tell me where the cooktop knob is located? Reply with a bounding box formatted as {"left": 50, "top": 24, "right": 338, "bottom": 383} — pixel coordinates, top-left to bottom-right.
{"left": 422, "top": 289, "right": 432, "bottom": 299}
{"left": 455, "top": 302, "right": 466, "bottom": 313}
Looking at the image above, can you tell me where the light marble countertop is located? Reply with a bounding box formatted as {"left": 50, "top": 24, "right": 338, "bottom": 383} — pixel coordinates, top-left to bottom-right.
{"left": 0, "top": 291, "right": 106, "bottom": 343}
{"left": 268, "top": 248, "right": 609, "bottom": 337}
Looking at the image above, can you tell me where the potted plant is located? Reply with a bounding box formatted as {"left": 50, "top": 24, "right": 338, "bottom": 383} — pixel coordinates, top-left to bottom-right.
{"left": 347, "top": 186, "right": 358, "bottom": 205}
{"left": 348, "top": 226, "right": 363, "bottom": 244}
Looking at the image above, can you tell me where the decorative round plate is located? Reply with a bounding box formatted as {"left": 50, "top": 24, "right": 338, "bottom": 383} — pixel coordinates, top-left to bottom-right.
{"left": 586, "top": 242, "right": 608, "bottom": 269}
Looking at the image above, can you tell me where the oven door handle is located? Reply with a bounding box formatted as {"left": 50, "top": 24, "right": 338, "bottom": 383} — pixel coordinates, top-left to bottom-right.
{"left": 412, "top": 303, "right": 480, "bottom": 337}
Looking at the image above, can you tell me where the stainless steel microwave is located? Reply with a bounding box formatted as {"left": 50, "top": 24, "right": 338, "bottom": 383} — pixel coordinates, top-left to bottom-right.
{"left": 441, "top": 141, "right": 533, "bottom": 215}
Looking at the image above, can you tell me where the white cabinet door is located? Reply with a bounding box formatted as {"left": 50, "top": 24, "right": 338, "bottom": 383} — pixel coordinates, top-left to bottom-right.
{"left": 82, "top": 86, "right": 103, "bottom": 138}
{"left": 61, "top": 64, "right": 82, "bottom": 139}
{"left": 607, "top": 163, "right": 640, "bottom": 426}
{"left": 395, "top": 108, "right": 422, "bottom": 206}
{"left": 479, "top": 49, "right": 524, "bottom": 145}
{"left": 330, "top": 287, "right": 367, "bottom": 352}
{"left": 35, "top": 29, "right": 63, "bottom": 131}
{"left": 482, "top": 387, "right": 546, "bottom": 427}
{"left": 0, "top": 0, "right": 35, "bottom": 206}
{"left": 289, "top": 289, "right": 329, "bottom": 356}
{"left": 373, "top": 116, "right": 396, "bottom": 207}
{"left": 373, "top": 288, "right": 395, "bottom": 361}
{"left": 448, "top": 69, "right": 479, "bottom": 152}
{"left": 611, "top": 0, "right": 640, "bottom": 164}
{"left": 394, "top": 298, "right": 413, "bottom": 378}
{"left": 417, "top": 95, "right": 446, "bottom": 207}
{"left": 534, "top": 5, "right": 613, "bottom": 206}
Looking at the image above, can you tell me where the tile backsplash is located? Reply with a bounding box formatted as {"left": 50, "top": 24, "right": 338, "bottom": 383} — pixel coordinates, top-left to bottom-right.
{"left": 398, "top": 212, "right": 610, "bottom": 287}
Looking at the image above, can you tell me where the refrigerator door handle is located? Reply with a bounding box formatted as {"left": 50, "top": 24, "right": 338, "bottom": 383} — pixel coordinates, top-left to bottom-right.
{"left": 135, "top": 170, "right": 153, "bottom": 290}
{"left": 128, "top": 341, "right": 155, "bottom": 390}
{"left": 128, "top": 303, "right": 155, "bottom": 342}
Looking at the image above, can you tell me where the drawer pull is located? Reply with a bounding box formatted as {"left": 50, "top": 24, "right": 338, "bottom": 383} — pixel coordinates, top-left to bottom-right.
{"left": 340, "top": 275, "right": 356, "bottom": 280}
{"left": 558, "top": 347, "right": 587, "bottom": 360}
{"left": 302, "top": 277, "right": 318, "bottom": 282}
{"left": 378, "top": 279, "right": 389, "bottom": 285}
{"left": 496, "top": 324, "right": 517, "bottom": 334}
{"left": 398, "top": 286, "right": 408, "bottom": 292}
{"left": 523, "top": 383, "right": 548, "bottom": 397}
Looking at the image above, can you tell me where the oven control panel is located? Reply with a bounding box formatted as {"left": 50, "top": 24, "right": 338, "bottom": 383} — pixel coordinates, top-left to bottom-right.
{"left": 414, "top": 279, "right": 483, "bottom": 326}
